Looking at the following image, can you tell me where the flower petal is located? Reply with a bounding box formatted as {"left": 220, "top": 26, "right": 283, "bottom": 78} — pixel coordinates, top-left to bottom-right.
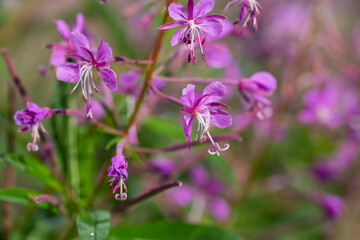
{"left": 187, "top": 0, "right": 194, "bottom": 19}
{"left": 250, "top": 72, "right": 277, "bottom": 92}
{"left": 99, "top": 68, "right": 117, "bottom": 91}
{"left": 50, "top": 49, "right": 67, "bottom": 66}
{"left": 203, "top": 43, "right": 232, "bottom": 68}
{"left": 168, "top": 3, "right": 187, "bottom": 21}
{"left": 72, "top": 13, "right": 84, "bottom": 33}
{"left": 194, "top": 0, "right": 214, "bottom": 18}
{"left": 210, "top": 108, "right": 232, "bottom": 129}
{"left": 69, "top": 32, "right": 92, "bottom": 61}
{"left": 183, "top": 115, "right": 194, "bottom": 144}
{"left": 171, "top": 27, "right": 187, "bottom": 46}
{"left": 56, "top": 63, "right": 79, "bottom": 83}
{"left": 198, "top": 19, "right": 223, "bottom": 36}
{"left": 201, "top": 81, "right": 226, "bottom": 105}
{"left": 96, "top": 38, "right": 113, "bottom": 63}
{"left": 55, "top": 20, "right": 70, "bottom": 41}
{"left": 158, "top": 21, "right": 187, "bottom": 30}
{"left": 180, "top": 84, "right": 196, "bottom": 107}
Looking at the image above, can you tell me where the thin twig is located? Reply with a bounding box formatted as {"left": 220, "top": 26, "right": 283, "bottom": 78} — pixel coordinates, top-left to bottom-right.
{"left": 52, "top": 109, "right": 125, "bottom": 137}
{"left": 1, "top": 48, "right": 30, "bottom": 103}
{"left": 111, "top": 181, "right": 182, "bottom": 213}
{"left": 124, "top": 0, "right": 175, "bottom": 134}
{"left": 113, "top": 56, "right": 153, "bottom": 65}
{"left": 153, "top": 75, "right": 239, "bottom": 85}
{"left": 126, "top": 133, "right": 242, "bottom": 154}
{"left": 150, "top": 83, "right": 184, "bottom": 106}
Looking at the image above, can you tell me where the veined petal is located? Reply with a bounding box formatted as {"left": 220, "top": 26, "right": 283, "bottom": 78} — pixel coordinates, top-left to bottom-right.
{"left": 187, "top": 0, "right": 194, "bottom": 19}
{"left": 210, "top": 108, "right": 232, "bottom": 129}
{"left": 171, "top": 28, "right": 187, "bottom": 46}
{"left": 56, "top": 62, "right": 79, "bottom": 83}
{"left": 96, "top": 38, "right": 113, "bottom": 63}
{"left": 72, "top": 13, "right": 84, "bottom": 33}
{"left": 69, "top": 32, "right": 92, "bottom": 61}
{"left": 55, "top": 20, "right": 70, "bottom": 41}
{"left": 168, "top": 3, "right": 187, "bottom": 21}
{"left": 99, "top": 68, "right": 117, "bottom": 91}
{"left": 158, "top": 21, "right": 187, "bottom": 30}
{"left": 180, "top": 84, "right": 196, "bottom": 107}
{"left": 195, "top": 14, "right": 226, "bottom": 24}
{"left": 198, "top": 19, "right": 223, "bottom": 36}
{"left": 194, "top": 0, "right": 214, "bottom": 18}
{"left": 201, "top": 81, "right": 226, "bottom": 105}
{"left": 50, "top": 49, "right": 67, "bottom": 66}
{"left": 203, "top": 43, "right": 232, "bottom": 68}
{"left": 183, "top": 115, "right": 194, "bottom": 144}
{"left": 250, "top": 72, "right": 277, "bottom": 92}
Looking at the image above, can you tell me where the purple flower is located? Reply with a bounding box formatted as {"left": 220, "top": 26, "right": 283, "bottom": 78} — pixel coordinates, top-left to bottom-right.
{"left": 56, "top": 32, "right": 117, "bottom": 118}
{"left": 312, "top": 140, "right": 358, "bottom": 181}
{"left": 316, "top": 194, "right": 344, "bottom": 220}
{"left": 46, "top": 13, "right": 85, "bottom": 66}
{"left": 158, "top": 0, "right": 226, "bottom": 65}
{"left": 14, "top": 102, "right": 52, "bottom": 152}
{"left": 298, "top": 81, "right": 359, "bottom": 128}
{"left": 107, "top": 154, "right": 129, "bottom": 201}
{"left": 148, "top": 157, "right": 176, "bottom": 178}
{"left": 168, "top": 165, "right": 231, "bottom": 222}
{"left": 180, "top": 82, "right": 232, "bottom": 156}
{"left": 238, "top": 72, "right": 277, "bottom": 119}
{"left": 225, "top": 0, "right": 262, "bottom": 31}
{"left": 100, "top": 0, "right": 109, "bottom": 3}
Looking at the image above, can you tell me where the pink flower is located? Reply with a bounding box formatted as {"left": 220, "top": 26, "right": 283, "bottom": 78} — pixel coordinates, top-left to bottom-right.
{"left": 181, "top": 82, "right": 232, "bottom": 156}
{"left": 238, "top": 72, "right": 277, "bottom": 119}
{"left": 14, "top": 102, "right": 52, "bottom": 152}
{"left": 56, "top": 32, "right": 117, "bottom": 118}
{"left": 46, "top": 13, "right": 85, "bottom": 66}
{"left": 225, "top": 0, "right": 262, "bottom": 31}
{"left": 107, "top": 154, "right": 129, "bottom": 201}
{"left": 158, "top": 0, "right": 225, "bottom": 66}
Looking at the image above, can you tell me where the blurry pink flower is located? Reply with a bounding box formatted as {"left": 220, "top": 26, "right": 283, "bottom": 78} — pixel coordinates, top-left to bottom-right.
{"left": 46, "top": 13, "right": 85, "bottom": 66}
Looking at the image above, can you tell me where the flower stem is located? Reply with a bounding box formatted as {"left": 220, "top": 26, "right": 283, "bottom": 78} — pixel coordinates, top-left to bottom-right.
{"left": 153, "top": 75, "right": 239, "bottom": 85}
{"left": 124, "top": 0, "right": 175, "bottom": 134}
{"left": 1, "top": 48, "right": 30, "bottom": 103}
{"left": 125, "top": 133, "right": 242, "bottom": 153}
{"left": 111, "top": 181, "right": 182, "bottom": 213}
{"left": 52, "top": 109, "right": 125, "bottom": 136}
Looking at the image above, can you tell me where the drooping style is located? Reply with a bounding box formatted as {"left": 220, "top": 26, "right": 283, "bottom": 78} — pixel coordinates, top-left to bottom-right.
{"left": 158, "top": 0, "right": 225, "bottom": 65}
{"left": 181, "top": 81, "right": 232, "bottom": 156}
{"left": 224, "top": 0, "right": 262, "bottom": 31}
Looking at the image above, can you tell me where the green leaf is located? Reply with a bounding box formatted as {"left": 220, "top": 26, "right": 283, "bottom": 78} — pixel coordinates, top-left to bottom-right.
{"left": 0, "top": 187, "right": 59, "bottom": 213}
{"left": 0, "top": 154, "right": 64, "bottom": 192}
{"left": 76, "top": 209, "right": 111, "bottom": 240}
{"left": 0, "top": 187, "right": 39, "bottom": 206}
{"left": 206, "top": 155, "right": 236, "bottom": 188}
{"left": 142, "top": 116, "right": 184, "bottom": 141}
{"left": 109, "top": 221, "right": 243, "bottom": 240}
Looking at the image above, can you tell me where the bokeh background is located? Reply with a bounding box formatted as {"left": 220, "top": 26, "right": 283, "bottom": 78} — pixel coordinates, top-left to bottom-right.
{"left": 1, "top": 0, "right": 360, "bottom": 239}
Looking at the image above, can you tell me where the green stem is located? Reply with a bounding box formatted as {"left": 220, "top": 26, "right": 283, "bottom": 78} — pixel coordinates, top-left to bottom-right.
{"left": 124, "top": 0, "right": 174, "bottom": 133}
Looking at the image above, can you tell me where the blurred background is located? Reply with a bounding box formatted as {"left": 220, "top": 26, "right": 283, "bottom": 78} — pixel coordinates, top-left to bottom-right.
{"left": 1, "top": 0, "right": 360, "bottom": 239}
